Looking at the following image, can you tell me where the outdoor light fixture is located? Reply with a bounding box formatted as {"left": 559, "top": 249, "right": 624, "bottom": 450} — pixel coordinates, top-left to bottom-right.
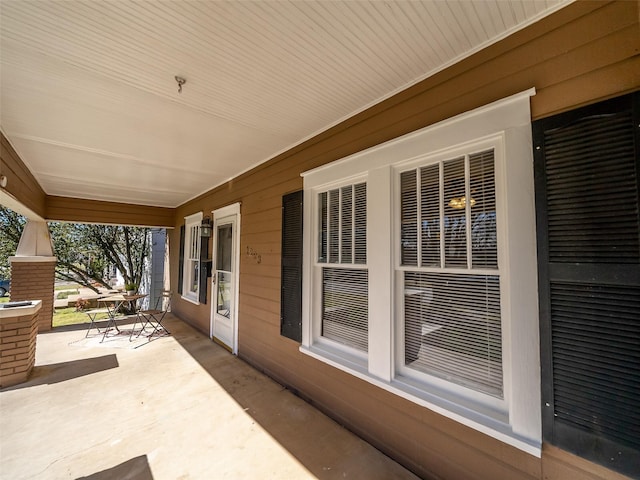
{"left": 175, "top": 75, "right": 186, "bottom": 93}
{"left": 200, "top": 217, "right": 212, "bottom": 237}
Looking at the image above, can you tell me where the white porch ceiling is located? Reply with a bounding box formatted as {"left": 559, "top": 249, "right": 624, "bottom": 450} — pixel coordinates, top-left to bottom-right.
{"left": 1, "top": 0, "right": 568, "bottom": 208}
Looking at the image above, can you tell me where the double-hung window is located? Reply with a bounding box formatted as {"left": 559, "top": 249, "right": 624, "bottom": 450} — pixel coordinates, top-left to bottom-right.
{"left": 182, "top": 212, "right": 202, "bottom": 303}
{"left": 308, "top": 180, "right": 368, "bottom": 364}
{"left": 302, "top": 90, "right": 541, "bottom": 455}
{"left": 398, "top": 147, "right": 502, "bottom": 398}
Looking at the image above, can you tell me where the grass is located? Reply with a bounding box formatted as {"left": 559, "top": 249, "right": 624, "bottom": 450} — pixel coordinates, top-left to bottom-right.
{"left": 55, "top": 283, "right": 80, "bottom": 291}
{"left": 53, "top": 307, "right": 108, "bottom": 328}
{"left": 56, "top": 289, "right": 79, "bottom": 300}
{"left": 1, "top": 290, "right": 106, "bottom": 328}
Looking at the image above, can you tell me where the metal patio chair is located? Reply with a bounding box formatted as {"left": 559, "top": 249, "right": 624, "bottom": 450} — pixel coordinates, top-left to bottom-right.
{"left": 84, "top": 308, "right": 110, "bottom": 337}
{"left": 131, "top": 291, "right": 172, "bottom": 340}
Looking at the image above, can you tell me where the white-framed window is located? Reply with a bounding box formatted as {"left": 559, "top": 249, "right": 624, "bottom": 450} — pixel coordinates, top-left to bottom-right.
{"left": 316, "top": 182, "right": 368, "bottom": 354}
{"left": 182, "top": 212, "right": 202, "bottom": 304}
{"left": 301, "top": 89, "right": 541, "bottom": 455}
{"left": 397, "top": 144, "right": 503, "bottom": 401}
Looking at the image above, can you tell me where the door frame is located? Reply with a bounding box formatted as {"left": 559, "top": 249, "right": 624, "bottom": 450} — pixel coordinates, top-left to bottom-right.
{"left": 210, "top": 202, "right": 241, "bottom": 354}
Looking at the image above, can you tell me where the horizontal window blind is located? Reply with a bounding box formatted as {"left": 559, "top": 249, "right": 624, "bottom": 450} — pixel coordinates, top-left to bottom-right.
{"left": 322, "top": 267, "right": 368, "bottom": 351}
{"left": 420, "top": 164, "right": 440, "bottom": 267}
{"left": 401, "top": 170, "right": 418, "bottom": 266}
{"left": 354, "top": 183, "right": 367, "bottom": 265}
{"left": 444, "top": 157, "right": 467, "bottom": 267}
{"left": 404, "top": 272, "right": 502, "bottom": 397}
{"left": 470, "top": 150, "right": 497, "bottom": 268}
{"left": 400, "top": 149, "right": 501, "bottom": 397}
{"left": 318, "top": 183, "right": 367, "bottom": 264}
{"left": 400, "top": 150, "right": 497, "bottom": 269}
{"left": 317, "top": 182, "right": 368, "bottom": 351}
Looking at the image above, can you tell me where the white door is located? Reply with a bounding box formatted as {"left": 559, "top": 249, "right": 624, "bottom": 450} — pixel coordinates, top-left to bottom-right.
{"left": 211, "top": 205, "right": 240, "bottom": 353}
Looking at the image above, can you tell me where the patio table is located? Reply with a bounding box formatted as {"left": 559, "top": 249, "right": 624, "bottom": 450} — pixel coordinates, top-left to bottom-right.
{"left": 98, "top": 294, "right": 147, "bottom": 342}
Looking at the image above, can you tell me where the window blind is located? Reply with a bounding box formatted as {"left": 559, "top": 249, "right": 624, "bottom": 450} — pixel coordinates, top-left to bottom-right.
{"left": 420, "top": 164, "right": 440, "bottom": 267}
{"left": 318, "top": 183, "right": 367, "bottom": 265}
{"left": 322, "top": 267, "right": 368, "bottom": 351}
{"left": 444, "top": 157, "right": 467, "bottom": 268}
{"left": 400, "top": 149, "right": 501, "bottom": 397}
{"left": 317, "top": 182, "right": 368, "bottom": 350}
{"left": 404, "top": 272, "right": 502, "bottom": 396}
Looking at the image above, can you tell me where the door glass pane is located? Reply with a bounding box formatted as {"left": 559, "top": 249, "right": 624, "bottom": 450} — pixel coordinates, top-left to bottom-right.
{"left": 216, "top": 224, "right": 233, "bottom": 271}
{"left": 216, "top": 271, "right": 231, "bottom": 318}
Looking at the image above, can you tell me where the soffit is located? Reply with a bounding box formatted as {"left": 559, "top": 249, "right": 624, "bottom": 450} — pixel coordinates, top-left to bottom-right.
{"left": 0, "top": 0, "right": 568, "bottom": 208}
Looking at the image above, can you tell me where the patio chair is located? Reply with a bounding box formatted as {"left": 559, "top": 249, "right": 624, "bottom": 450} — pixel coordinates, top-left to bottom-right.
{"left": 84, "top": 308, "right": 110, "bottom": 337}
{"left": 131, "top": 291, "right": 172, "bottom": 340}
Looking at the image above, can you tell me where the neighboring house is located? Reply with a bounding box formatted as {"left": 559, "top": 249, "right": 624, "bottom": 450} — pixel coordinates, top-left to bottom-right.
{"left": 1, "top": 2, "right": 638, "bottom": 479}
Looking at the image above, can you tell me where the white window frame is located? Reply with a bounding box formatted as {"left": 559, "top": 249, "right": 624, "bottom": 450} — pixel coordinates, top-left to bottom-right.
{"left": 301, "top": 89, "right": 541, "bottom": 456}
{"left": 307, "top": 175, "right": 369, "bottom": 372}
{"left": 394, "top": 137, "right": 506, "bottom": 413}
{"left": 182, "top": 211, "right": 203, "bottom": 304}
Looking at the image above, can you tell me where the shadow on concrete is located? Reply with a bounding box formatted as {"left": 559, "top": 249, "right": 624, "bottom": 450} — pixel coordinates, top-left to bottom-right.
{"left": 75, "top": 455, "right": 153, "bottom": 480}
{"left": 168, "top": 315, "right": 416, "bottom": 480}
{"left": 0, "top": 354, "right": 119, "bottom": 391}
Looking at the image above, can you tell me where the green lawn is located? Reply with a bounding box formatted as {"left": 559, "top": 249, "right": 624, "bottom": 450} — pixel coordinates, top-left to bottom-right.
{"left": 1, "top": 290, "right": 105, "bottom": 327}
{"left": 56, "top": 289, "right": 79, "bottom": 299}
{"left": 53, "top": 307, "right": 108, "bottom": 328}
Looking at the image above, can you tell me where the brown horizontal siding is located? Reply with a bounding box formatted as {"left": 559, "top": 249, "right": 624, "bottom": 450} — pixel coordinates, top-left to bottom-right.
{"left": 0, "top": 132, "right": 47, "bottom": 218}
{"left": 171, "top": 2, "right": 639, "bottom": 479}
{"left": 542, "top": 444, "right": 633, "bottom": 480}
{"left": 45, "top": 195, "right": 176, "bottom": 227}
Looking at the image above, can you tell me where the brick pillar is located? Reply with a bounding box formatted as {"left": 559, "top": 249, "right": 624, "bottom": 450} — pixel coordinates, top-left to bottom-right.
{"left": 0, "top": 300, "right": 41, "bottom": 387}
{"left": 9, "top": 258, "right": 56, "bottom": 332}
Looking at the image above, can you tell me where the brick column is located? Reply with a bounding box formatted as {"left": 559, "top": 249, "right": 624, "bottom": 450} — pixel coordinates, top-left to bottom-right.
{"left": 0, "top": 300, "right": 41, "bottom": 387}
{"left": 9, "top": 258, "right": 56, "bottom": 332}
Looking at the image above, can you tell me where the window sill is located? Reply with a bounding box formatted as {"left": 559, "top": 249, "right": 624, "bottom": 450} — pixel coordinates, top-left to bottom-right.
{"left": 180, "top": 294, "right": 200, "bottom": 306}
{"left": 300, "top": 344, "right": 541, "bottom": 458}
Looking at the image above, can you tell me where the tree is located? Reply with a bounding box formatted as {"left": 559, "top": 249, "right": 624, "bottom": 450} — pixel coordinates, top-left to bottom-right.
{"left": 0, "top": 207, "right": 26, "bottom": 279}
{"left": 0, "top": 206, "right": 149, "bottom": 292}
{"left": 50, "top": 223, "right": 150, "bottom": 293}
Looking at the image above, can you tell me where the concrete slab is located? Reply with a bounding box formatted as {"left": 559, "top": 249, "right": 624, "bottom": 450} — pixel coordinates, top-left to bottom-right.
{"left": 0, "top": 315, "right": 419, "bottom": 479}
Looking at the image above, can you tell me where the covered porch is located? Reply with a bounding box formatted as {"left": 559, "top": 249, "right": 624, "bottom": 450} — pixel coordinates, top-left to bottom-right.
{"left": 0, "top": 313, "right": 417, "bottom": 479}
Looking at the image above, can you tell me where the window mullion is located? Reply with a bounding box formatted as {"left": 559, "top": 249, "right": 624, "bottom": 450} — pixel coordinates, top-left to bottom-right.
{"left": 439, "top": 162, "right": 445, "bottom": 268}
{"left": 465, "top": 154, "right": 472, "bottom": 269}
{"left": 338, "top": 188, "right": 343, "bottom": 263}
{"left": 416, "top": 169, "right": 422, "bottom": 267}
{"left": 352, "top": 185, "right": 356, "bottom": 264}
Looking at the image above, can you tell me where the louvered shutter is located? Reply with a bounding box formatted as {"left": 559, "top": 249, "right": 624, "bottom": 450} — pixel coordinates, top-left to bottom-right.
{"left": 281, "top": 190, "right": 303, "bottom": 342}
{"left": 534, "top": 92, "right": 640, "bottom": 478}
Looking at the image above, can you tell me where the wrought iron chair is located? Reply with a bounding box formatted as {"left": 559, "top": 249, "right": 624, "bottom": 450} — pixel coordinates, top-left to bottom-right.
{"left": 131, "top": 291, "right": 172, "bottom": 340}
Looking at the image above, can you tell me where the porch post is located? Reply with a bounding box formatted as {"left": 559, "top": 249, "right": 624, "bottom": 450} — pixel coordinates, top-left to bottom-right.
{"left": 9, "top": 220, "right": 57, "bottom": 332}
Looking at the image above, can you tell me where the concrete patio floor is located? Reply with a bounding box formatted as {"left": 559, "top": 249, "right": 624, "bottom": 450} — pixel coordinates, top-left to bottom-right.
{"left": 0, "top": 314, "right": 419, "bottom": 480}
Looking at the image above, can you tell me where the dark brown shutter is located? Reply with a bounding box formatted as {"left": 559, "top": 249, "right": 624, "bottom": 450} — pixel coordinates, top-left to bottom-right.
{"left": 177, "top": 225, "right": 185, "bottom": 295}
{"left": 281, "top": 190, "right": 303, "bottom": 342}
{"left": 534, "top": 92, "right": 640, "bottom": 478}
